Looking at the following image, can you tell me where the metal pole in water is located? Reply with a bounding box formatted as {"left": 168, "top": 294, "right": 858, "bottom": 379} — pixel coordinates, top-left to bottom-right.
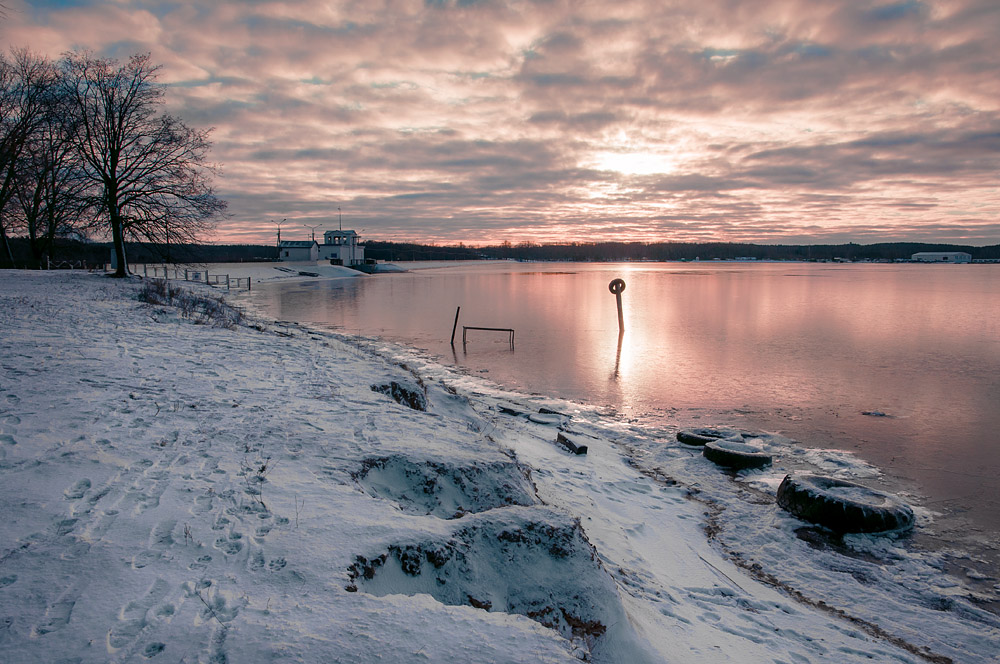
{"left": 609, "top": 278, "right": 626, "bottom": 333}
{"left": 450, "top": 306, "right": 461, "bottom": 345}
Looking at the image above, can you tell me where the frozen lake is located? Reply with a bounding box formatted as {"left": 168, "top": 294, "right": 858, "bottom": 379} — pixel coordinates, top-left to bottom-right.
{"left": 252, "top": 261, "right": 1000, "bottom": 558}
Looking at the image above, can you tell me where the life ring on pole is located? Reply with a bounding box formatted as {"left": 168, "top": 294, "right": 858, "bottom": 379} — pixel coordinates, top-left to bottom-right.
{"left": 702, "top": 439, "right": 772, "bottom": 470}
{"left": 608, "top": 279, "right": 626, "bottom": 295}
{"left": 776, "top": 474, "right": 915, "bottom": 533}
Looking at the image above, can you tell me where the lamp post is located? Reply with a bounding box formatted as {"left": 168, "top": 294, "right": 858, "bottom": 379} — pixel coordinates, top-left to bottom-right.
{"left": 271, "top": 218, "right": 286, "bottom": 259}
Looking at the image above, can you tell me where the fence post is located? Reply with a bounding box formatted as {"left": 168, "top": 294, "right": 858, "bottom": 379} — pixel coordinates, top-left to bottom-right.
{"left": 450, "top": 306, "right": 461, "bottom": 345}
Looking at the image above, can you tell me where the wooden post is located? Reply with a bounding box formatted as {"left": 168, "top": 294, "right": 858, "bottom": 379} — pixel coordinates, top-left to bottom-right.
{"left": 450, "top": 306, "right": 461, "bottom": 345}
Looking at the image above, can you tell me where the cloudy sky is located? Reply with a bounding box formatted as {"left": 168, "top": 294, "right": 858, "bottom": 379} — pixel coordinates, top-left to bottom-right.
{"left": 4, "top": 0, "right": 999, "bottom": 246}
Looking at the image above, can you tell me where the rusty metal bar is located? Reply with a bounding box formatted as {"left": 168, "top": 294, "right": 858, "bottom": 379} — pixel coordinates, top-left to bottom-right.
{"left": 462, "top": 325, "right": 514, "bottom": 347}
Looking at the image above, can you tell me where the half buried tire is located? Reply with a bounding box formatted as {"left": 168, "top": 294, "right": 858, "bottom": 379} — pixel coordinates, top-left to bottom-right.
{"left": 677, "top": 428, "right": 728, "bottom": 446}
{"left": 702, "top": 439, "right": 772, "bottom": 470}
{"left": 776, "top": 473, "right": 915, "bottom": 534}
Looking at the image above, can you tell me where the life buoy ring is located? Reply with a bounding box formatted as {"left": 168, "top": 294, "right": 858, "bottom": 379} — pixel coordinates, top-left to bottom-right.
{"left": 776, "top": 474, "right": 915, "bottom": 533}
{"left": 676, "top": 428, "right": 728, "bottom": 446}
{"left": 608, "top": 279, "right": 626, "bottom": 295}
{"left": 702, "top": 439, "right": 772, "bottom": 470}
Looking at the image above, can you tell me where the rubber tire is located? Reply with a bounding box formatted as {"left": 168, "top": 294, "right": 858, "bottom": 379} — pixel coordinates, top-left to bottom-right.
{"left": 776, "top": 474, "right": 915, "bottom": 534}
{"left": 702, "top": 439, "right": 772, "bottom": 470}
{"left": 528, "top": 412, "right": 564, "bottom": 426}
{"left": 677, "top": 428, "right": 727, "bottom": 446}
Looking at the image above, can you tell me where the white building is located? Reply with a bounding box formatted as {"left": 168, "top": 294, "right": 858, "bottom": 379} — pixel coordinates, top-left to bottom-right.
{"left": 912, "top": 252, "right": 972, "bottom": 263}
{"left": 318, "top": 230, "right": 365, "bottom": 266}
{"left": 278, "top": 240, "right": 319, "bottom": 261}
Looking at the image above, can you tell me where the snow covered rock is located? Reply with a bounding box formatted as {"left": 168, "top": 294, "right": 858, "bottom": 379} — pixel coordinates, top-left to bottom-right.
{"left": 347, "top": 506, "right": 635, "bottom": 657}
{"left": 353, "top": 455, "right": 537, "bottom": 518}
{"left": 370, "top": 379, "right": 427, "bottom": 411}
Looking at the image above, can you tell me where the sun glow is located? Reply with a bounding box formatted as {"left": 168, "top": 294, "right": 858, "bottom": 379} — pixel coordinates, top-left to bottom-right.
{"left": 589, "top": 151, "right": 678, "bottom": 176}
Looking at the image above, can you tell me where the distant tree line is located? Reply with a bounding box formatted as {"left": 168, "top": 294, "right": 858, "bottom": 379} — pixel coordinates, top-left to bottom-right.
{"left": 4, "top": 238, "right": 274, "bottom": 267}
{"left": 0, "top": 49, "right": 225, "bottom": 275}
{"left": 10, "top": 238, "right": 998, "bottom": 267}
{"left": 475, "top": 241, "right": 1000, "bottom": 262}
{"left": 370, "top": 240, "right": 1000, "bottom": 262}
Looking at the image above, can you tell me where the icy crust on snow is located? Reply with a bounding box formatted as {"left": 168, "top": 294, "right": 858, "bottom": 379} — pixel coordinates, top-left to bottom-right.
{"left": 1, "top": 271, "right": 998, "bottom": 664}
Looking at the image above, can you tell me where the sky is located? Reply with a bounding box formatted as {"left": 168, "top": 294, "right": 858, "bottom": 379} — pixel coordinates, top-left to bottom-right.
{"left": 3, "top": 0, "right": 999, "bottom": 246}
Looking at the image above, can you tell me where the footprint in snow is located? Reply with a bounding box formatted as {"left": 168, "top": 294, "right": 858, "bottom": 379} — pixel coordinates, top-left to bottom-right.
{"left": 54, "top": 518, "right": 78, "bottom": 536}
{"left": 33, "top": 596, "right": 76, "bottom": 636}
{"left": 214, "top": 537, "right": 243, "bottom": 556}
{"left": 107, "top": 578, "right": 169, "bottom": 651}
{"left": 143, "top": 642, "right": 166, "bottom": 658}
{"left": 247, "top": 548, "right": 266, "bottom": 571}
{"left": 149, "top": 520, "right": 177, "bottom": 548}
{"left": 192, "top": 493, "right": 213, "bottom": 514}
{"left": 133, "top": 549, "right": 163, "bottom": 569}
{"left": 64, "top": 478, "right": 91, "bottom": 500}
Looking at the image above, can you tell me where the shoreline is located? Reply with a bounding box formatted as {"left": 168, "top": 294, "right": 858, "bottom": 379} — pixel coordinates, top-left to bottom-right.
{"left": 1, "top": 270, "right": 997, "bottom": 662}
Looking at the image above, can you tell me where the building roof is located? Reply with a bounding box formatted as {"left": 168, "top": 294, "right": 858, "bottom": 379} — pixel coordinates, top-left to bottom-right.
{"left": 278, "top": 240, "right": 317, "bottom": 248}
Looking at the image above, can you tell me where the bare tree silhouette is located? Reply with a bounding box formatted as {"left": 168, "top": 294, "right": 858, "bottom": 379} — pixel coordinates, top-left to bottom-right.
{"left": 62, "top": 51, "right": 225, "bottom": 276}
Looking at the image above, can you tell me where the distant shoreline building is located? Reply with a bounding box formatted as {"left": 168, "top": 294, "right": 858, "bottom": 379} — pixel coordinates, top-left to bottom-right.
{"left": 911, "top": 252, "right": 972, "bottom": 263}
{"left": 277, "top": 240, "right": 319, "bottom": 261}
{"left": 318, "top": 230, "right": 364, "bottom": 266}
{"left": 278, "top": 229, "right": 365, "bottom": 266}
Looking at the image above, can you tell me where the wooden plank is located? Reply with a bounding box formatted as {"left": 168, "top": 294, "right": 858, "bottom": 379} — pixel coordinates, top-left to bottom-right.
{"left": 556, "top": 432, "right": 588, "bottom": 455}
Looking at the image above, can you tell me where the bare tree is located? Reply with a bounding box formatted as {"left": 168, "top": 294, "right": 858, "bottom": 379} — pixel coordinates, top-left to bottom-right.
{"left": 0, "top": 49, "right": 56, "bottom": 268}
{"left": 13, "top": 73, "right": 90, "bottom": 268}
{"left": 62, "top": 51, "right": 225, "bottom": 277}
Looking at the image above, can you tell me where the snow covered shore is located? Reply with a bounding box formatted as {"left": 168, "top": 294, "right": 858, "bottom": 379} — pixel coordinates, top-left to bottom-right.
{"left": 1, "top": 271, "right": 997, "bottom": 663}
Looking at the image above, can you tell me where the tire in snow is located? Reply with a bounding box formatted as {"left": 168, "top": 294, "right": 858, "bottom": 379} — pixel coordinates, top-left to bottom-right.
{"left": 702, "top": 439, "right": 772, "bottom": 470}
{"left": 775, "top": 473, "right": 915, "bottom": 534}
{"left": 676, "top": 428, "right": 728, "bottom": 446}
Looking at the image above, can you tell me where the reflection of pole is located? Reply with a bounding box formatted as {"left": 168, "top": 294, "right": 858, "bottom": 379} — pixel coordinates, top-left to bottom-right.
{"left": 450, "top": 306, "right": 461, "bottom": 345}
{"left": 613, "top": 330, "right": 624, "bottom": 378}
{"left": 609, "top": 278, "right": 626, "bottom": 333}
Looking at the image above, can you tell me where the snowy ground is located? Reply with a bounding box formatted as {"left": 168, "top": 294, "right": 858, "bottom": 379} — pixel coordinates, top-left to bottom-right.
{"left": 1, "top": 270, "right": 997, "bottom": 663}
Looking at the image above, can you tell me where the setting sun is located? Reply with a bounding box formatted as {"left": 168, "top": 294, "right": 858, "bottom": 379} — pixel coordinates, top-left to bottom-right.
{"left": 589, "top": 151, "right": 679, "bottom": 176}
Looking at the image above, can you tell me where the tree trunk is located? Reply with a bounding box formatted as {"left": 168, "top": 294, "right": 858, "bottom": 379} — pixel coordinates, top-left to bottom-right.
{"left": 109, "top": 207, "right": 128, "bottom": 277}
{"left": 0, "top": 222, "right": 15, "bottom": 268}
